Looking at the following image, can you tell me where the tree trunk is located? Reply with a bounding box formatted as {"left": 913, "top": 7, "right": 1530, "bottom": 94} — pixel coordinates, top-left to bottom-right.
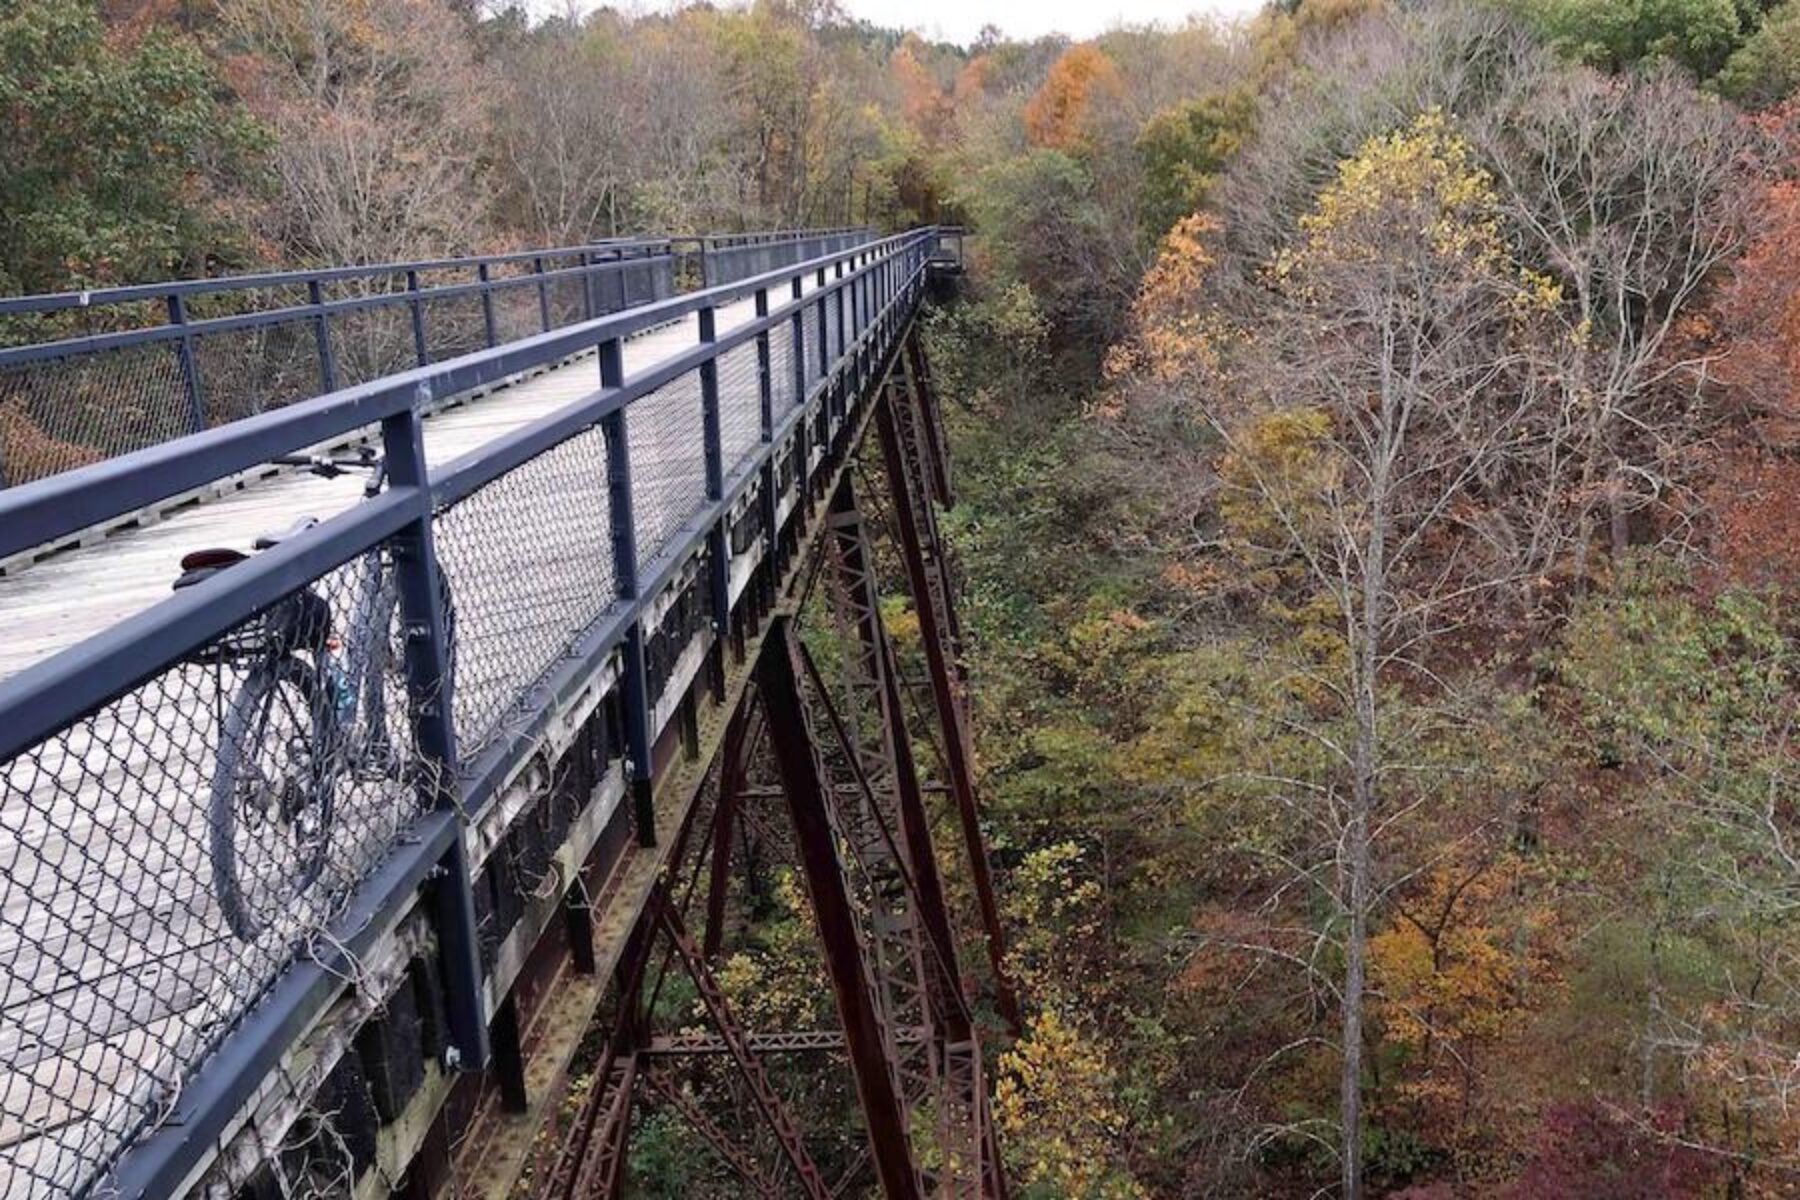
{"left": 1344, "top": 477, "right": 1386, "bottom": 1200}
{"left": 1344, "top": 695, "right": 1373, "bottom": 1200}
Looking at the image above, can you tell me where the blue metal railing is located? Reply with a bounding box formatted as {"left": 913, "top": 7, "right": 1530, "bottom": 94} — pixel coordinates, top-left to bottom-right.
{"left": 0, "top": 226, "right": 940, "bottom": 1198}
{"left": 0, "top": 228, "right": 873, "bottom": 488}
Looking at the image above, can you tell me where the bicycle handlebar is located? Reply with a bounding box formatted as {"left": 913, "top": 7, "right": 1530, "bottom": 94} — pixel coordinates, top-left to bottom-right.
{"left": 272, "top": 449, "right": 380, "bottom": 478}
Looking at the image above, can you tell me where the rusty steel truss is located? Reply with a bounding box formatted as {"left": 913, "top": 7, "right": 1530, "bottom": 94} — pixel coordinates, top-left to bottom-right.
{"left": 433, "top": 329, "right": 1013, "bottom": 1198}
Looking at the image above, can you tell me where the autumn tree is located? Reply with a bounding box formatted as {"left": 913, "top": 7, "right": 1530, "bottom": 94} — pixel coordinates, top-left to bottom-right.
{"left": 221, "top": 0, "right": 492, "bottom": 265}
{"left": 1135, "top": 89, "right": 1255, "bottom": 244}
{"left": 1023, "top": 44, "right": 1124, "bottom": 152}
{"left": 1557, "top": 563, "right": 1800, "bottom": 1188}
{"left": 0, "top": 0, "right": 263, "bottom": 295}
{"left": 1473, "top": 62, "right": 1758, "bottom": 576}
{"left": 490, "top": 23, "right": 641, "bottom": 243}
{"left": 1120, "top": 111, "right": 1568, "bottom": 1196}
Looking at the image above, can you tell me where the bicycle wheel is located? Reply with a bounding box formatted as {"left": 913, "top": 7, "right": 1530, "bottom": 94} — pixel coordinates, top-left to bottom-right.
{"left": 209, "top": 656, "right": 337, "bottom": 942}
{"left": 367, "top": 570, "right": 458, "bottom": 764}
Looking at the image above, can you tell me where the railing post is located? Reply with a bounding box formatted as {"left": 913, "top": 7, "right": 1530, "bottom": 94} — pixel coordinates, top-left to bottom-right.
{"left": 534, "top": 256, "right": 552, "bottom": 332}
{"left": 478, "top": 262, "right": 498, "bottom": 349}
{"left": 381, "top": 403, "right": 490, "bottom": 1073}
{"left": 792, "top": 275, "right": 811, "bottom": 513}
{"left": 307, "top": 278, "right": 337, "bottom": 394}
{"left": 167, "top": 293, "right": 207, "bottom": 433}
{"left": 699, "top": 307, "right": 729, "bottom": 701}
{"left": 581, "top": 250, "right": 597, "bottom": 321}
{"left": 406, "top": 269, "right": 429, "bottom": 367}
{"left": 756, "top": 287, "right": 780, "bottom": 576}
{"left": 601, "top": 337, "right": 657, "bottom": 846}
{"left": 833, "top": 261, "right": 847, "bottom": 366}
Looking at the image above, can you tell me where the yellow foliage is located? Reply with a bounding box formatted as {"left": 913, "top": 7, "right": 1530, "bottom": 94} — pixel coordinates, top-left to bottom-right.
{"left": 1275, "top": 109, "right": 1503, "bottom": 283}
{"left": 1275, "top": 109, "right": 1559, "bottom": 333}
{"left": 1369, "top": 857, "right": 1561, "bottom": 1066}
{"left": 1002, "top": 842, "right": 1103, "bottom": 1002}
{"left": 995, "top": 1009, "right": 1146, "bottom": 1198}
{"left": 1217, "top": 406, "right": 1341, "bottom": 574}
{"left": 711, "top": 870, "right": 831, "bottom": 1028}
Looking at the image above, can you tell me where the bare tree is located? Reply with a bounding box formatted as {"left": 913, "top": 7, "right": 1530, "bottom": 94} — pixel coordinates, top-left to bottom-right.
{"left": 1171, "top": 112, "right": 1565, "bottom": 1197}
{"left": 224, "top": 0, "right": 493, "bottom": 265}
{"left": 491, "top": 30, "right": 638, "bottom": 243}
{"left": 1472, "top": 63, "right": 1761, "bottom": 573}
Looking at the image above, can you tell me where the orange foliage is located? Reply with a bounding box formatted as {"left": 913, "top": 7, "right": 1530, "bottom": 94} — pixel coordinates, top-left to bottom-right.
{"left": 1022, "top": 44, "right": 1123, "bottom": 152}
{"left": 953, "top": 54, "right": 993, "bottom": 104}
{"left": 1702, "top": 448, "right": 1800, "bottom": 592}
{"left": 889, "top": 40, "right": 948, "bottom": 138}
{"left": 1697, "top": 104, "right": 1800, "bottom": 589}
{"left": 1717, "top": 177, "right": 1800, "bottom": 428}
{"left": 1370, "top": 858, "right": 1561, "bottom": 1146}
{"left": 1103, "top": 212, "right": 1226, "bottom": 383}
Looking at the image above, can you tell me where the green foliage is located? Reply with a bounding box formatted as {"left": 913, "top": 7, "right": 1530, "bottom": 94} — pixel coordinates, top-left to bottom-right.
{"left": 1717, "top": 0, "right": 1800, "bottom": 102}
{"left": 0, "top": 0, "right": 264, "bottom": 293}
{"left": 922, "top": 283, "right": 1048, "bottom": 410}
{"left": 1558, "top": 556, "right": 1791, "bottom": 769}
{"left": 1519, "top": 0, "right": 1748, "bottom": 76}
{"left": 1134, "top": 89, "right": 1256, "bottom": 244}
{"left": 958, "top": 149, "right": 1134, "bottom": 349}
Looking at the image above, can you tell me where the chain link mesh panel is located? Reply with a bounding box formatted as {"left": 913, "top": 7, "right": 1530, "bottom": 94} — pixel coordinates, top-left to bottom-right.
{"left": 0, "top": 546, "right": 429, "bottom": 1197}
{"left": 433, "top": 425, "right": 618, "bottom": 757}
{"left": 546, "top": 275, "right": 589, "bottom": 330}
{"left": 421, "top": 294, "right": 489, "bottom": 366}
{"left": 629, "top": 371, "right": 706, "bottom": 568}
{"left": 824, "top": 294, "right": 841, "bottom": 366}
{"left": 328, "top": 307, "right": 418, "bottom": 390}
{"left": 491, "top": 282, "right": 545, "bottom": 346}
{"left": 769, "top": 321, "right": 798, "bottom": 422}
{"left": 716, "top": 342, "right": 761, "bottom": 481}
{"left": 0, "top": 346, "right": 190, "bottom": 488}
{"left": 802, "top": 304, "right": 822, "bottom": 393}
{"left": 190, "top": 323, "right": 321, "bottom": 427}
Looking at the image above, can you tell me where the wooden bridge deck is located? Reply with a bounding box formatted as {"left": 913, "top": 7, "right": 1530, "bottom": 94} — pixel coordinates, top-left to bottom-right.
{"left": 0, "top": 274, "right": 828, "bottom": 1197}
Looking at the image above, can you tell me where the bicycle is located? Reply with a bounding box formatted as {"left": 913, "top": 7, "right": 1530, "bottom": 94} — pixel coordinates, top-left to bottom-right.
{"left": 174, "top": 448, "right": 456, "bottom": 942}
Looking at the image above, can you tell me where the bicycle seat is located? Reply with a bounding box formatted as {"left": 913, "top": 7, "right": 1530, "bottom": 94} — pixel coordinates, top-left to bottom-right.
{"left": 253, "top": 516, "right": 320, "bottom": 550}
{"left": 173, "top": 547, "right": 246, "bottom": 590}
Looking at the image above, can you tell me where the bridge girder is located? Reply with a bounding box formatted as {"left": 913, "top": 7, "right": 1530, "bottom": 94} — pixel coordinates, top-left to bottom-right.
{"left": 430, "top": 329, "right": 1009, "bottom": 1199}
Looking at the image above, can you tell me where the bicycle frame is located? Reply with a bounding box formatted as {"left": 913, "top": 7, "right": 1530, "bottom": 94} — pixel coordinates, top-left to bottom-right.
{"left": 334, "top": 544, "right": 399, "bottom": 769}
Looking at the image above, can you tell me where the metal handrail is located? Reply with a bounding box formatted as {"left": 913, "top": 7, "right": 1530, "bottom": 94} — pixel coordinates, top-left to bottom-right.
{"left": 0, "top": 226, "right": 937, "bottom": 750}
{"left": 0, "top": 227, "right": 871, "bottom": 316}
{"left": 0, "top": 225, "right": 942, "bottom": 1200}
{"left": 0, "top": 227, "right": 880, "bottom": 488}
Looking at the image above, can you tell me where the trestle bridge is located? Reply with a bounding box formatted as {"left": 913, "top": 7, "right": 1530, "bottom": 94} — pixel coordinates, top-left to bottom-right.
{"left": 0, "top": 226, "right": 1014, "bottom": 1198}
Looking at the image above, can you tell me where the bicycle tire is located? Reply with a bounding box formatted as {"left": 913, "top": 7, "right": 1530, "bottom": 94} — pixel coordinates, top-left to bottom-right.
{"left": 209, "top": 656, "right": 337, "bottom": 941}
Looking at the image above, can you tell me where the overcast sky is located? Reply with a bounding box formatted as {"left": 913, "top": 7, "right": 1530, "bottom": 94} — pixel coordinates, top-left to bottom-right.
{"left": 535, "top": 0, "right": 1265, "bottom": 47}
{"left": 839, "top": 0, "right": 1262, "bottom": 44}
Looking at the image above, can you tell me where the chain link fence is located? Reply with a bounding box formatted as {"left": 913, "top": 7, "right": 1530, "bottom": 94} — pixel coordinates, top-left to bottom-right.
{"left": 0, "top": 245, "right": 679, "bottom": 490}
{"left": 0, "top": 546, "right": 427, "bottom": 1197}
{"left": 0, "top": 228, "right": 931, "bottom": 1197}
{"left": 0, "top": 231, "right": 879, "bottom": 492}
{"left": 434, "top": 425, "right": 619, "bottom": 759}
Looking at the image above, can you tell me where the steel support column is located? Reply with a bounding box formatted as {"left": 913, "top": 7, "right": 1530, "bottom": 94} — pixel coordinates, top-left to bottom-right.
{"left": 760, "top": 618, "right": 925, "bottom": 1200}
{"left": 875, "top": 359, "right": 1021, "bottom": 1033}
